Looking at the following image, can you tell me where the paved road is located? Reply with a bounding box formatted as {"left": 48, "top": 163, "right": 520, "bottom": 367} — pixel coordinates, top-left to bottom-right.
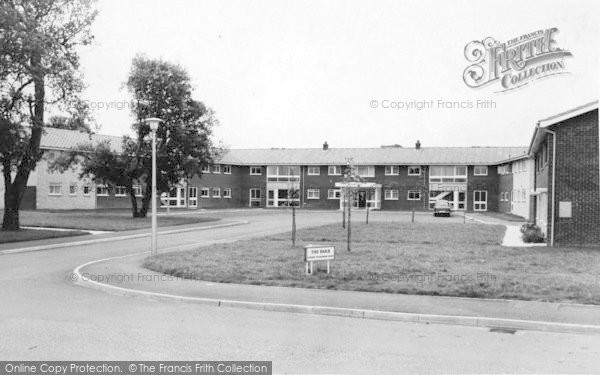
{"left": 1, "top": 210, "right": 599, "bottom": 373}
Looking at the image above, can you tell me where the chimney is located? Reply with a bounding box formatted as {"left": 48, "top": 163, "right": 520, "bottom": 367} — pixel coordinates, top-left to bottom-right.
{"left": 323, "top": 141, "right": 329, "bottom": 150}
{"left": 415, "top": 140, "right": 421, "bottom": 150}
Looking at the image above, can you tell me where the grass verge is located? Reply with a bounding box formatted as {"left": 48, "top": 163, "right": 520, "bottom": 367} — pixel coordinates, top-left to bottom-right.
{"left": 11, "top": 210, "right": 219, "bottom": 231}
{"left": 143, "top": 221, "right": 600, "bottom": 304}
{"left": 0, "top": 229, "right": 88, "bottom": 244}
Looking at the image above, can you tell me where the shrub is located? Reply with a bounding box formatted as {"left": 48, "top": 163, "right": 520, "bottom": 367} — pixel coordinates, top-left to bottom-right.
{"left": 520, "top": 223, "right": 545, "bottom": 243}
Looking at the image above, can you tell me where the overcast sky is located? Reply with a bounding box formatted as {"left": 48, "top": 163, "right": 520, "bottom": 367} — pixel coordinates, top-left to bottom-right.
{"left": 77, "top": 0, "right": 599, "bottom": 149}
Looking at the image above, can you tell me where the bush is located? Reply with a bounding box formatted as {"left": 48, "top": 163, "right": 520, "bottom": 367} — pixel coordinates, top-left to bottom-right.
{"left": 520, "top": 223, "right": 545, "bottom": 243}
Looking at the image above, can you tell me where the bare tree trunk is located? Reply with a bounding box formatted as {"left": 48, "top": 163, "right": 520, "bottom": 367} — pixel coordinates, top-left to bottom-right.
{"left": 291, "top": 205, "right": 296, "bottom": 246}
{"left": 127, "top": 183, "right": 141, "bottom": 218}
{"left": 366, "top": 202, "right": 370, "bottom": 224}
{"left": 342, "top": 189, "right": 346, "bottom": 228}
{"left": 139, "top": 177, "right": 152, "bottom": 218}
{"left": 347, "top": 192, "right": 352, "bottom": 252}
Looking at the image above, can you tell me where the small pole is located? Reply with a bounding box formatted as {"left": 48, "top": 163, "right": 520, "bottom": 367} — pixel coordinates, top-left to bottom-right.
{"left": 310, "top": 261, "right": 313, "bottom": 275}
{"left": 347, "top": 191, "right": 352, "bottom": 252}
{"left": 327, "top": 260, "right": 330, "bottom": 274}
{"left": 366, "top": 200, "right": 370, "bottom": 224}
{"left": 412, "top": 206, "right": 415, "bottom": 223}
{"left": 305, "top": 262, "right": 309, "bottom": 275}
{"left": 292, "top": 205, "right": 296, "bottom": 246}
{"left": 342, "top": 188, "right": 346, "bottom": 228}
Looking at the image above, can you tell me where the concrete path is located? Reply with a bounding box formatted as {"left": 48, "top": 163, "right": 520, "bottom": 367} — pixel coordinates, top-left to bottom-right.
{"left": 465, "top": 213, "right": 547, "bottom": 247}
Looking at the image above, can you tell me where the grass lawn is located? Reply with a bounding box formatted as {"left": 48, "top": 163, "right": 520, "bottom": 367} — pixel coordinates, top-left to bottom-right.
{"left": 0, "top": 228, "right": 88, "bottom": 244}
{"left": 11, "top": 209, "right": 219, "bottom": 231}
{"left": 144, "top": 221, "right": 600, "bottom": 305}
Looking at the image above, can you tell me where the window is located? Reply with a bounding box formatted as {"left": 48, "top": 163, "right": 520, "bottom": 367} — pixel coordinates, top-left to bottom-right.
{"left": 328, "top": 166, "right": 341, "bottom": 175}
{"left": 115, "top": 186, "right": 127, "bottom": 197}
{"left": 49, "top": 183, "right": 62, "bottom": 196}
{"left": 223, "top": 188, "right": 232, "bottom": 198}
{"left": 212, "top": 165, "right": 221, "bottom": 173}
{"left": 473, "top": 190, "right": 487, "bottom": 211}
{"left": 384, "top": 189, "right": 399, "bottom": 200}
{"left": 132, "top": 185, "right": 143, "bottom": 197}
{"left": 385, "top": 166, "right": 399, "bottom": 175}
{"left": 249, "top": 188, "right": 261, "bottom": 207}
{"left": 407, "top": 190, "right": 421, "bottom": 200}
{"left": 307, "top": 189, "right": 320, "bottom": 200}
{"left": 189, "top": 187, "right": 198, "bottom": 207}
{"left": 250, "top": 166, "right": 262, "bottom": 175}
{"left": 200, "top": 188, "right": 210, "bottom": 198}
{"left": 408, "top": 166, "right": 421, "bottom": 176}
{"left": 201, "top": 165, "right": 210, "bottom": 173}
{"left": 83, "top": 185, "right": 91, "bottom": 196}
{"left": 474, "top": 166, "right": 488, "bottom": 176}
{"left": 212, "top": 188, "right": 221, "bottom": 198}
{"left": 69, "top": 183, "right": 77, "bottom": 196}
{"left": 96, "top": 185, "right": 109, "bottom": 196}
{"left": 429, "top": 166, "right": 467, "bottom": 183}
{"left": 307, "top": 166, "right": 320, "bottom": 175}
{"left": 266, "top": 166, "right": 300, "bottom": 181}
{"left": 328, "top": 189, "right": 341, "bottom": 199}
{"left": 223, "top": 165, "right": 231, "bottom": 174}
{"left": 356, "top": 166, "right": 375, "bottom": 177}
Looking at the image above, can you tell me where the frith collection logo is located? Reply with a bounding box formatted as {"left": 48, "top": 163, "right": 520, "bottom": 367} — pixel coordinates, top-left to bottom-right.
{"left": 463, "top": 28, "right": 572, "bottom": 92}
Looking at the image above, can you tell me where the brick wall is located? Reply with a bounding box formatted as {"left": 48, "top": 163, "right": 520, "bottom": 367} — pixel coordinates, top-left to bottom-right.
{"left": 551, "top": 109, "right": 600, "bottom": 245}
{"left": 467, "top": 165, "right": 499, "bottom": 212}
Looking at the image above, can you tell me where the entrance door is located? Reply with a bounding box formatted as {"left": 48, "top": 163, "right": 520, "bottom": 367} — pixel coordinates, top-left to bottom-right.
{"left": 188, "top": 187, "right": 198, "bottom": 208}
{"left": 357, "top": 190, "right": 367, "bottom": 208}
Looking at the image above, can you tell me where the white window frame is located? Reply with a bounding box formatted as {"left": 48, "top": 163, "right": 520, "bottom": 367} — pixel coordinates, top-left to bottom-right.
{"left": 384, "top": 165, "right": 399, "bottom": 175}
{"left": 49, "top": 183, "right": 62, "bottom": 196}
{"left": 249, "top": 188, "right": 261, "bottom": 207}
{"left": 307, "top": 189, "right": 320, "bottom": 200}
{"left": 96, "top": 185, "right": 109, "bottom": 197}
{"left": 407, "top": 190, "right": 421, "bottom": 201}
{"left": 115, "top": 186, "right": 127, "bottom": 197}
{"left": 408, "top": 166, "right": 421, "bottom": 176}
{"left": 250, "top": 166, "right": 262, "bottom": 175}
{"left": 429, "top": 166, "right": 468, "bottom": 183}
{"left": 69, "top": 183, "right": 77, "bottom": 196}
{"left": 201, "top": 165, "right": 210, "bottom": 173}
{"left": 212, "top": 165, "right": 221, "bottom": 174}
{"left": 223, "top": 165, "right": 232, "bottom": 174}
{"left": 473, "top": 190, "right": 488, "bottom": 211}
{"left": 384, "top": 189, "right": 399, "bottom": 200}
{"left": 132, "top": 185, "right": 143, "bottom": 197}
{"left": 327, "top": 189, "right": 341, "bottom": 199}
{"left": 188, "top": 187, "right": 198, "bottom": 207}
{"left": 328, "top": 166, "right": 341, "bottom": 175}
{"left": 307, "top": 166, "right": 320, "bottom": 176}
{"left": 356, "top": 166, "right": 375, "bottom": 178}
{"left": 82, "top": 185, "right": 91, "bottom": 196}
{"left": 474, "top": 166, "right": 488, "bottom": 176}
{"left": 212, "top": 187, "right": 221, "bottom": 198}
{"left": 200, "top": 188, "right": 210, "bottom": 198}
{"left": 223, "top": 188, "right": 232, "bottom": 198}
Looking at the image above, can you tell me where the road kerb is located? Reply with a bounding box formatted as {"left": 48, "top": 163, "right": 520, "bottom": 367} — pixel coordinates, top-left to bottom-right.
{"left": 0, "top": 220, "right": 248, "bottom": 256}
{"left": 72, "top": 254, "right": 600, "bottom": 336}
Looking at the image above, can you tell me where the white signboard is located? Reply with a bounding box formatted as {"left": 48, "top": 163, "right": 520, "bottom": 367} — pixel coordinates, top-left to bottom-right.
{"left": 304, "top": 245, "right": 335, "bottom": 261}
{"left": 559, "top": 201, "right": 572, "bottom": 218}
{"left": 429, "top": 183, "right": 467, "bottom": 192}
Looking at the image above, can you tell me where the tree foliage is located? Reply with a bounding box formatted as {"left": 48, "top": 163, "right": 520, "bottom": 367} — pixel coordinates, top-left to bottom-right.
{"left": 0, "top": 0, "right": 97, "bottom": 230}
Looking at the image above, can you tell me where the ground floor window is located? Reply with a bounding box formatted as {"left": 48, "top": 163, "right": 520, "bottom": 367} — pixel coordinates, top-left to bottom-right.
{"left": 307, "top": 189, "right": 320, "bottom": 200}
{"left": 189, "top": 187, "right": 198, "bottom": 207}
{"left": 96, "top": 185, "right": 108, "bottom": 196}
{"left": 384, "top": 189, "right": 399, "bottom": 200}
{"left": 328, "top": 189, "right": 341, "bottom": 199}
{"left": 49, "top": 183, "right": 62, "bottom": 196}
{"left": 83, "top": 185, "right": 91, "bottom": 196}
{"left": 429, "top": 190, "right": 466, "bottom": 210}
{"left": 407, "top": 190, "right": 421, "bottom": 200}
{"left": 473, "top": 190, "right": 487, "bottom": 211}
{"left": 69, "top": 183, "right": 77, "bottom": 196}
{"left": 115, "top": 186, "right": 127, "bottom": 197}
{"left": 164, "top": 187, "right": 187, "bottom": 207}
{"left": 212, "top": 188, "right": 221, "bottom": 198}
{"left": 223, "top": 188, "right": 232, "bottom": 198}
{"left": 200, "top": 188, "right": 210, "bottom": 198}
{"left": 249, "top": 188, "right": 261, "bottom": 207}
{"left": 267, "top": 189, "right": 300, "bottom": 207}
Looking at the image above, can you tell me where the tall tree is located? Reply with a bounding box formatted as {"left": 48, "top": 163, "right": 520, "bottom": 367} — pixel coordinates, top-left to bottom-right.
{"left": 0, "top": 0, "right": 97, "bottom": 230}
{"left": 52, "top": 56, "right": 222, "bottom": 218}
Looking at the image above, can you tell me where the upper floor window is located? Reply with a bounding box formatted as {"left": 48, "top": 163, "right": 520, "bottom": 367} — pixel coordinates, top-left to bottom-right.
{"left": 201, "top": 165, "right": 210, "bottom": 173}
{"left": 307, "top": 166, "right": 320, "bottom": 175}
{"left": 407, "top": 166, "right": 421, "bottom": 176}
{"left": 212, "top": 165, "right": 221, "bottom": 174}
{"left": 384, "top": 166, "right": 399, "bottom": 175}
{"left": 355, "top": 166, "right": 375, "bottom": 178}
{"left": 223, "top": 165, "right": 232, "bottom": 174}
{"left": 474, "top": 166, "right": 488, "bottom": 176}
{"left": 429, "top": 166, "right": 467, "bottom": 183}
{"left": 328, "top": 166, "right": 341, "bottom": 175}
{"left": 250, "top": 166, "right": 262, "bottom": 175}
{"left": 266, "top": 166, "right": 300, "bottom": 181}
{"left": 96, "top": 185, "right": 109, "bottom": 196}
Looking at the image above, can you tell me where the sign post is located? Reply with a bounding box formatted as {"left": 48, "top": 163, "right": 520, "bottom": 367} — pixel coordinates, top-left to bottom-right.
{"left": 304, "top": 245, "right": 335, "bottom": 275}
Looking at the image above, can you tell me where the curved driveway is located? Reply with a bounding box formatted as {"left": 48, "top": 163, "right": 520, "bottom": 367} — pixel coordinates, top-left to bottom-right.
{"left": 1, "top": 210, "right": 599, "bottom": 373}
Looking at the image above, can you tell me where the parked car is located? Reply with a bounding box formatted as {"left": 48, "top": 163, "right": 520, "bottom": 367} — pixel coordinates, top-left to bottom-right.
{"left": 433, "top": 200, "right": 452, "bottom": 217}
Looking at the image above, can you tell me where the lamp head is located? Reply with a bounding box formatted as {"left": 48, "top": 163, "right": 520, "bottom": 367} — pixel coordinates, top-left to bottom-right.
{"left": 143, "top": 117, "right": 163, "bottom": 132}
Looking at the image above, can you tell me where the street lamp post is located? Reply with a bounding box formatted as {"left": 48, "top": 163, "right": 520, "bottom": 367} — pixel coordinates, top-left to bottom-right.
{"left": 144, "top": 118, "right": 162, "bottom": 256}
